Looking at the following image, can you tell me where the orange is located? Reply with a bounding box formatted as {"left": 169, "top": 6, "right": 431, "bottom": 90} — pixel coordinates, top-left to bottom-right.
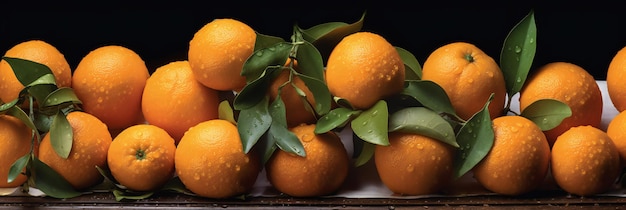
{"left": 421, "top": 42, "right": 506, "bottom": 120}
{"left": 0, "top": 114, "right": 33, "bottom": 188}
{"left": 606, "top": 110, "right": 626, "bottom": 167}
{"left": 175, "top": 119, "right": 261, "bottom": 199}
{"left": 141, "top": 61, "right": 220, "bottom": 144}
{"left": 607, "top": 45, "right": 626, "bottom": 112}
{"left": 265, "top": 123, "right": 350, "bottom": 197}
{"left": 472, "top": 115, "right": 551, "bottom": 196}
{"left": 107, "top": 124, "right": 176, "bottom": 192}
{"left": 0, "top": 40, "right": 72, "bottom": 103}
{"left": 374, "top": 131, "right": 456, "bottom": 196}
{"left": 551, "top": 125, "right": 621, "bottom": 196}
{"left": 268, "top": 60, "right": 318, "bottom": 127}
{"left": 188, "top": 18, "right": 256, "bottom": 92}
{"left": 519, "top": 62, "right": 603, "bottom": 146}
{"left": 325, "top": 31, "right": 405, "bottom": 110}
{"left": 72, "top": 45, "right": 149, "bottom": 131}
{"left": 38, "top": 111, "right": 112, "bottom": 190}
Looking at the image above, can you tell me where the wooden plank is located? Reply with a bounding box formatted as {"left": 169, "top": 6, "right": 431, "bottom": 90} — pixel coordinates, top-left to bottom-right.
{"left": 0, "top": 192, "right": 624, "bottom": 209}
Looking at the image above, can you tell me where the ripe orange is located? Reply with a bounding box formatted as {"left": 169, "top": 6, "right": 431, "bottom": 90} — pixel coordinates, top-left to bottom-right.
{"left": 519, "top": 62, "right": 603, "bottom": 146}
{"left": 0, "top": 40, "right": 72, "bottom": 103}
{"left": 606, "top": 110, "right": 626, "bottom": 167}
{"left": 107, "top": 124, "right": 176, "bottom": 192}
{"left": 421, "top": 42, "right": 506, "bottom": 120}
{"left": 472, "top": 115, "right": 551, "bottom": 196}
{"left": 141, "top": 61, "right": 220, "bottom": 144}
{"left": 72, "top": 45, "right": 149, "bottom": 131}
{"left": 325, "top": 31, "right": 405, "bottom": 110}
{"left": 268, "top": 61, "right": 317, "bottom": 127}
{"left": 0, "top": 114, "right": 33, "bottom": 188}
{"left": 175, "top": 119, "right": 261, "bottom": 199}
{"left": 265, "top": 123, "right": 350, "bottom": 197}
{"left": 188, "top": 18, "right": 256, "bottom": 92}
{"left": 607, "top": 45, "right": 626, "bottom": 112}
{"left": 551, "top": 125, "right": 620, "bottom": 196}
{"left": 375, "top": 131, "right": 456, "bottom": 196}
{"left": 38, "top": 111, "right": 112, "bottom": 190}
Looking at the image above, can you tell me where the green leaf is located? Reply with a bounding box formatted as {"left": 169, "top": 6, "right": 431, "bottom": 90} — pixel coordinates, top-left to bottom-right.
{"left": 295, "top": 72, "right": 331, "bottom": 116}
{"left": 268, "top": 94, "right": 305, "bottom": 157}
{"left": 41, "top": 87, "right": 82, "bottom": 107}
{"left": 0, "top": 99, "right": 18, "bottom": 113}
{"left": 160, "top": 176, "right": 194, "bottom": 195}
{"left": 25, "top": 74, "right": 57, "bottom": 87}
{"left": 33, "top": 112, "right": 55, "bottom": 133}
{"left": 396, "top": 47, "right": 422, "bottom": 80}
{"left": 254, "top": 32, "right": 286, "bottom": 52}
{"left": 521, "top": 99, "right": 572, "bottom": 131}
{"left": 2, "top": 57, "right": 56, "bottom": 87}
{"left": 32, "top": 157, "right": 82, "bottom": 198}
{"left": 234, "top": 67, "right": 280, "bottom": 110}
{"left": 315, "top": 107, "right": 361, "bottom": 134}
{"left": 50, "top": 111, "right": 73, "bottom": 159}
{"left": 354, "top": 141, "right": 375, "bottom": 167}
{"left": 113, "top": 190, "right": 154, "bottom": 202}
{"left": 237, "top": 96, "right": 272, "bottom": 154}
{"left": 218, "top": 100, "right": 236, "bottom": 124}
{"left": 261, "top": 132, "right": 278, "bottom": 166}
{"left": 241, "top": 42, "right": 292, "bottom": 82}
{"left": 27, "top": 84, "right": 57, "bottom": 106}
{"left": 8, "top": 154, "right": 29, "bottom": 183}
{"left": 401, "top": 80, "right": 458, "bottom": 118}
{"left": 351, "top": 100, "right": 389, "bottom": 146}
{"left": 6, "top": 105, "right": 37, "bottom": 132}
{"left": 453, "top": 94, "right": 495, "bottom": 179}
{"left": 500, "top": 10, "right": 537, "bottom": 97}
{"left": 300, "top": 11, "right": 365, "bottom": 62}
{"left": 334, "top": 96, "right": 354, "bottom": 110}
{"left": 294, "top": 41, "right": 325, "bottom": 81}
{"left": 389, "top": 107, "right": 458, "bottom": 148}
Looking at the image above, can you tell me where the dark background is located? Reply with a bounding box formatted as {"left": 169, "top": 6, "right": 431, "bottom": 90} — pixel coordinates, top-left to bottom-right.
{"left": 1, "top": 2, "right": 625, "bottom": 80}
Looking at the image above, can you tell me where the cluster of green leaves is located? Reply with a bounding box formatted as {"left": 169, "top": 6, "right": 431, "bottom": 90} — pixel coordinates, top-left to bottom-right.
{"left": 232, "top": 13, "right": 365, "bottom": 165}
{"left": 0, "top": 57, "right": 83, "bottom": 198}
{"left": 95, "top": 166, "right": 193, "bottom": 201}
{"left": 231, "top": 10, "right": 572, "bottom": 182}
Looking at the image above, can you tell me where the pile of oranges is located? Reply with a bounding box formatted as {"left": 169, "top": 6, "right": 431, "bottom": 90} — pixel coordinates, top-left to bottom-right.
{"left": 1, "top": 10, "right": 626, "bottom": 201}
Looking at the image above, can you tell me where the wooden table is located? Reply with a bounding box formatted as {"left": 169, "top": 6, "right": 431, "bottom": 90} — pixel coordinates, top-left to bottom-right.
{"left": 1, "top": 191, "right": 625, "bottom": 209}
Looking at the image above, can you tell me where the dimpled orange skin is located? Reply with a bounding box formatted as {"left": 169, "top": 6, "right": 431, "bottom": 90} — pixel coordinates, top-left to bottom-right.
{"left": 472, "top": 115, "right": 551, "bottom": 196}
{"left": 107, "top": 124, "right": 176, "bottom": 192}
{"left": 607, "top": 110, "right": 626, "bottom": 167}
{"left": 72, "top": 45, "right": 149, "bottom": 131}
{"left": 175, "top": 119, "right": 261, "bottom": 199}
{"left": 38, "top": 111, "right": 112, "bottom": 190}
{"left": 141, "top": 61, "right": 220, "bottom": 144}
{"left": 188, "top": 18, "right": 256, "bottom": 92}
{"left": 551, "top": 126, "right": 621, "bottom": 196}
{"left": 0, "top": 115, "right": 33, "bottom": 188}
{"left": 325, "top": 32, "right": 405, "bottom": 110}
{"left": 375, "top": 132, "right": 456, "bottom": 196}
{"left": 607, "top": 46, "right": 626, "bottom": 112}
{"left": 421, "top": 42, "right": 506, "bottom": 121}
{"left": 265, "top": 124, "right": 350, "bottom": 197}
{"left": 0, "top": 40, "right": 72, "bottom": 103}
{"left": 519, "top": 62, "right": 603, "bottom": 146}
